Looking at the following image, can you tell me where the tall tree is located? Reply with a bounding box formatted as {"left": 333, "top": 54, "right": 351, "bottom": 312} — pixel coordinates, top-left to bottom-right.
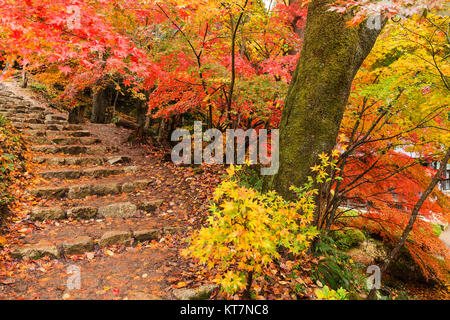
{"left": 265, "top": 0, "right": 383, "bottom": 199}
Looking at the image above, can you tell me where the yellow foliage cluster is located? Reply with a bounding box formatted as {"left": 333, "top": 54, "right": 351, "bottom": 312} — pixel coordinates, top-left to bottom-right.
{"left": 185, "top": 164, "right": 320, "bottom": 295}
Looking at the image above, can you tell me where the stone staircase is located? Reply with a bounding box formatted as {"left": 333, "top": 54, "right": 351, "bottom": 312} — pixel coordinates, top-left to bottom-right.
{"left": 0, "top": 84, "right": 183, "bottom": 262}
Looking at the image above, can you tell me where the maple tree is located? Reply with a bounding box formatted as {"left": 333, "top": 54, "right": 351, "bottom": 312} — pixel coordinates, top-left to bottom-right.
{"left": 311, "top": 13, "right": 449, "bottom": 283}
{"left": 267, "top": 0, "right": 447, "bottom": 199}
{"left": 0, "top": 0, "right": 160, "bottom": 120}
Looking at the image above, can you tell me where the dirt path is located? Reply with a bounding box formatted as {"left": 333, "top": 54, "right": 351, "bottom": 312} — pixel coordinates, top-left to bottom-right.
{"left": 0, "top": 80, "right": 218, "bottom": 300}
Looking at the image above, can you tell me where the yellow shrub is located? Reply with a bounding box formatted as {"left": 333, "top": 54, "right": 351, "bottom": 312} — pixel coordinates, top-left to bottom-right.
{"left": 184, "top": 165, "right": 319, "bottom": 296}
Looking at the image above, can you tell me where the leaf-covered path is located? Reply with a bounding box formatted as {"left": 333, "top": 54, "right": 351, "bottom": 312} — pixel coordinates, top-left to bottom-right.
{"left": 0, "top": 81, "right": 221, "bottom": 300}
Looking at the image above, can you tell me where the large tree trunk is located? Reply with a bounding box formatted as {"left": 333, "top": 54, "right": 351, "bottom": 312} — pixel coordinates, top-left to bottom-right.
{"left": 265, "top": 0, "right": 383, "bottom": 200}
{"left": 91, "top": 82, "right": 113, "bottom": 124}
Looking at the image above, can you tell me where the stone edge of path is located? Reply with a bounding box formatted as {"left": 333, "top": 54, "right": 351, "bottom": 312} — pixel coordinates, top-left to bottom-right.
{"left": 11, "top": 225, "right": 184, "bottom": 260}
{"left": 30, "top": 199, "right": 164, "bottom": 221}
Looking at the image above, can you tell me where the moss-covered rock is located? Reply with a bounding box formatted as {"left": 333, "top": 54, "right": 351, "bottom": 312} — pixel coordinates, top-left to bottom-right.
{"left": 332, "top": 228, "right": 366, "bottom": 250}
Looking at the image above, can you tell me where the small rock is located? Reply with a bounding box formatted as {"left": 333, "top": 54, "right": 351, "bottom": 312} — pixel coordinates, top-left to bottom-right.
{"left": 124, "top": 166, "right": 139, "bottom": 173}
{"left": 107, "top": 156, "right": 131, "bottom": 165}
{"left": 172, "top": 285, "right": 217, "bottom": 300}
{"left": 138, "top": 199, "right": 164, "bottom": 213}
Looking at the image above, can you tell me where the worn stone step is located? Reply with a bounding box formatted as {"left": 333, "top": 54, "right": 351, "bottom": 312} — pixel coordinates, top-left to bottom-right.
{"left": 38, "top": 165, "right": 139, "bottom": 180}
{"left": 8, "top": 112, "right": 45, "bottom": 119}
{"left": 0, "top": 102, "right": 28, "bottom": 107}
{"left": 11, "top": 121, "right": 62, "bottom": 128}
{"left": 10, "top": 117, "right": 45, "bottom": 124}
{"left": 33, "top": 155, "right": 131, "bottom": 166}
{"left": 11, "top": 221, "right": 180, "bottom": 259}
{"left": 44, "top": 120, "right": 67, "bottom": 125}
{"left": 30, "top": 145, "right": 117, "bottom": 155}
{"left": 22, "top": 130, "right": 91, "bottom": 138}
{"left": 45, "top": 114, "right": 66, "bottom": 121}
{"left": 28, "top": 179, "right": 153, "bottom": 200}
{"left": 0, "top": 109, "right": 27, "bottom": 114}
{"left": 0, "top": 106, "right": 46, "bottom": 112}
{"left": 25, "top": 123, "right": 83, "bottom": 131}
{"left": 30, "top": 199, "right": 163, "bottom": 221}
{"left": 28, "top": 136, "right": 101, "bottom": 145}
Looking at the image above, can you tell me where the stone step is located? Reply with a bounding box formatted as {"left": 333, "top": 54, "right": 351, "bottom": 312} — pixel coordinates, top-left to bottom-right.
{"left": 6, "top": 112, "right": 45, "bottom": 119}
{"left": 0, "top": 92, "right": 24, "bottom": 99}
{"left": 0, "top": 101, "right": 29, "bottom": 107}
{"left": 14, "top": 123, "right": 83, "bottom": 131}
{"left": 44, "top": 120, "right": 67, "bottom": 125}
{"left": 30, "top": 199, "right": 163, "bottom": 221}
{"left": 11, "top": 221, "right": 181, "bottom": 259}
{"left": 0, "top": 111, "right": 49, "bottom": 118}
{"left": 10, "top": 118, "right": 45, "bottom": 124}
{"left": 28, "top": 136, "right": 101, "bottom": 146}
{"left": 38, "top": 165, "right": 139, "bottom": 180}
{"left": 28, "top": 178, "right": 153, "bottom": 200}
{"left": 23, "top": 130, "right": 91, "bottom": 137}
{"left": 30, "top": 145, "right": 117, "bottom": 155}
{"left": 45, "top": 114, "right": 66, "bottom": 121}
{"left": 33, "top": 155, "right": 131, "bottom": 166}
{"left": 0, "top": 106, "right": 46, "bottom": 112}
{"left": 0, "top": 109, "right": 27, "bottom": 114}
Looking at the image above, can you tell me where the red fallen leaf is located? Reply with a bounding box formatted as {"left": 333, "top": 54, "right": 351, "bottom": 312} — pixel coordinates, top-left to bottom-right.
{"left": 113, "top": 288, "right": 120, "bottom": 296}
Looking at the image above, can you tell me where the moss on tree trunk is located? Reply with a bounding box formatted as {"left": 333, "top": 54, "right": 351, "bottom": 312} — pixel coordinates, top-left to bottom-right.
{"left": 265, "top": 0, "right": 383, "bottom": 199}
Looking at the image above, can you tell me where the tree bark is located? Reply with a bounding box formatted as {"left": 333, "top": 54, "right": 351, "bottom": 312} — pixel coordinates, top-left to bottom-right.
{"left": 68, "top": 104, "right": 87, "bottom": 124}
{"left": 287, "top": 0, "right": 306, "bottom": 55}
{"left": 368, "top": 147, "right": 450, "bottom": 299}
{"left": 265, "top": 0, "right": 383, "bottom": 200}
{"left": 21, "top": 70, "right": 28, "bottom": 88}
{"left": 91, "top": 82, "right": 113, "bottom": 124}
